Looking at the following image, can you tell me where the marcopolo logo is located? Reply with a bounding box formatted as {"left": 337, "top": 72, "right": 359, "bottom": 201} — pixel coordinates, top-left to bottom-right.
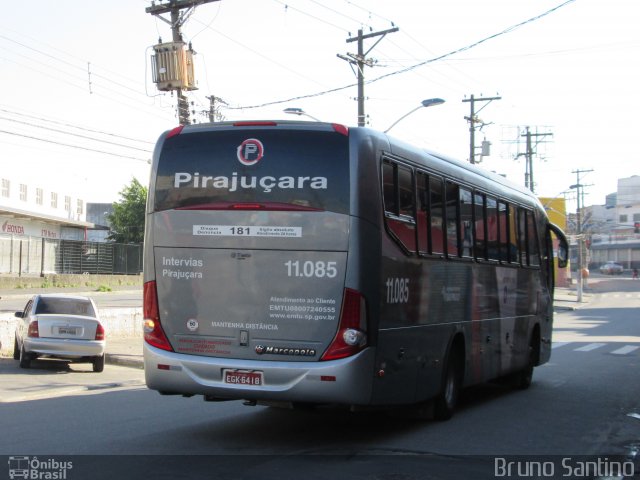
{"left": 8, "top": 456, "right": 73, "bottom": 479}
{"left": 237, "top": 138, "right": 264, "bottom": 166}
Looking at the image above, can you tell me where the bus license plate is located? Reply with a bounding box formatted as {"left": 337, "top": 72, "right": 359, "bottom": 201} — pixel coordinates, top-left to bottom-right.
{"left": 223, "top": 370, "right": 263, "bottom": 386}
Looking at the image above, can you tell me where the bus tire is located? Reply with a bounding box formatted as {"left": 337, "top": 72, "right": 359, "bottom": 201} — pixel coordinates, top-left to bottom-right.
{"left": 434, "top": 347, "right": 463, "bottom": 421}
{"left": 511, "top": 330, "right": 539, "bottom": 390}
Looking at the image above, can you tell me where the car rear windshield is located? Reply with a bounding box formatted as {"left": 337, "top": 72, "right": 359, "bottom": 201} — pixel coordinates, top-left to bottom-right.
{"left": 35, "top": 298, "right": 96, "bottom": 317}
{"left": 154, "top": 128, "right": 350, "bottom": 214}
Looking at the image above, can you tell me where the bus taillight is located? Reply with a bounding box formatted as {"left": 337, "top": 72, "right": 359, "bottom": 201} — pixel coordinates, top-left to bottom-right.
{"left": 321, "top": 288, "right": 367, "bottom": 361}
{"left": 143, "top": 281, "right": 173, "bottom": 351}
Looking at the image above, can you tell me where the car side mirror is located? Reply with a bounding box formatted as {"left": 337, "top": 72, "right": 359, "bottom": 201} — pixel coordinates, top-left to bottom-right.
{"left": 15, "top": 311, "right": 24, "bottom": 318}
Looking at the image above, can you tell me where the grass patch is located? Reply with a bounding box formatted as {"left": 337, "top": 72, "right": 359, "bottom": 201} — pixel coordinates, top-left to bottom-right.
{"left": 96, "top": 285, "right": 112, "bottom": 292}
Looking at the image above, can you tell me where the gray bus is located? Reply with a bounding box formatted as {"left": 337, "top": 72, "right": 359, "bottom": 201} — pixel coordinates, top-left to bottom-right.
{"left": 143, "top": 120, "right": 568, "bottom": 419}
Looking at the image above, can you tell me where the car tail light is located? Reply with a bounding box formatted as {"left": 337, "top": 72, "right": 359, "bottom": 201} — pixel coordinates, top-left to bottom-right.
{"left": 143, "top": 281, "right": 173, "bottom": 351}
{"left": 166, "top": 125, "right": 184, "bottom": 139}
{"left": 332, "top": 123, "right": 349, "bottom": 136}
{"left": 320, "top": 288, "right": 367, "bottom": 361}
{"left": 28, "top": 321, "right": 39, "bottom": 338}
{"left": 95, "top": 323, "right": 105, "bottom": 341}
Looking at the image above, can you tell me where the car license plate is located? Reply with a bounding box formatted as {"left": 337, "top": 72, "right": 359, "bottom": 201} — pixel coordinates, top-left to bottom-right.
{"left": 58, "top": 326, "right": 78, "bottom": 335}
{"left": 223, "top": 370, "right": 263, "bottom": 386}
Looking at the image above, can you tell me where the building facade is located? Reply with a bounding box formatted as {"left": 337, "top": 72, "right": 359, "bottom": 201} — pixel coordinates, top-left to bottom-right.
{"left": 585, "top": 175, "right": 640, "bottom": 270}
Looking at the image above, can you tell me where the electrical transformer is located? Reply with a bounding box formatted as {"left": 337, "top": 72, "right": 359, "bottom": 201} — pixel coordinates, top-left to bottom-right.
{"left": 151, "top": 41, "right": 197, "bottom": 92}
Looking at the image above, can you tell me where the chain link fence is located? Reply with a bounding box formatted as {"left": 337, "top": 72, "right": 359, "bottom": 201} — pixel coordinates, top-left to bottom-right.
{"left": 0, "top": 234, "right": 142, "bottom": 275}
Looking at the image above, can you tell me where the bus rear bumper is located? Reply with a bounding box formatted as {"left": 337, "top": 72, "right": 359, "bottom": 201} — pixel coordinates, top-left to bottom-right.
{"left": 144, "top": 343, "right": 375, "bottom": 405}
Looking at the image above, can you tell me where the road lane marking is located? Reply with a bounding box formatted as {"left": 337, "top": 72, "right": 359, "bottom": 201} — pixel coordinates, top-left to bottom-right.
{"left": 552, "top": 342, "right": 571, "bottom": 349}
{"left": 574, "top": 343, "right": 606, "bottom": 352}
{"left": 611, "top": 345, "right": 639, "bottom": 355}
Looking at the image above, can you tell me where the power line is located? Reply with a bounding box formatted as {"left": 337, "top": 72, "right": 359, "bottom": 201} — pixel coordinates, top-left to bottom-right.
{"left": 228, "top": 0, "right": 576, "bottom": 110}
{"left": 0, "top": 116, "right": 152, "bottom": 154}
{"left": 271, "top": 0, "right": 349, "bottom": 33}
{"left": 0, "top": 106, "right": 155, "bottom": 145}
{"left": 188, "top": 15, "right": 332, "bottom": 89}
{"left": 0, "top": 130, "right": 150, "bottom": 162}
{"left": 0, "top": 32, "right": 176, "bottom": 120}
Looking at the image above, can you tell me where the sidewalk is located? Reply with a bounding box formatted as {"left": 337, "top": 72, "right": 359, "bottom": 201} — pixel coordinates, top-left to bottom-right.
{"left": 553, "top": 286, "right": 592, "bottom": 312}
{"left": 106, "top": 336, "right": 145, "bottom": 370}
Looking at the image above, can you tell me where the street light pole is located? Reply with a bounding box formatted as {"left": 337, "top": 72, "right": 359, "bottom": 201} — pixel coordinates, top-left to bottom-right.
{"left": 283, "top": 108, "right": 321, "bottom": 122}
{"left": 384, "top": 98, "right": 445, "bottom": 133}
{"left": 570, "top": 169, "right": 594, "bottom": 303}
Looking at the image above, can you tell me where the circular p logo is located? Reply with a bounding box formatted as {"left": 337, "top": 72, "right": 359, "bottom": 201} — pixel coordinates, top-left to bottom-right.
{"left": 237, "top": 138, "right": 264, "bottom": 166}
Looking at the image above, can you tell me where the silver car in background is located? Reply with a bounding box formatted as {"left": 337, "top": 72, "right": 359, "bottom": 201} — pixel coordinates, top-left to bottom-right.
{"left": 13, "top": 294, "right": 106, "bottom": 372}
{"left": 599, "top": 261, "right": 624, "bottom": 275}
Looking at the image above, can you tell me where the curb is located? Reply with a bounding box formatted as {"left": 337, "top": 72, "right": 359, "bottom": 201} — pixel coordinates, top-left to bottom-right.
{"left": 105, "top": 353, "right": 144, "bottom": 370}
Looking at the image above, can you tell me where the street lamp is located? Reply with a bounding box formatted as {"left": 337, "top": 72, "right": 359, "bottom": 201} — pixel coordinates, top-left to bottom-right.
{"left": 283, "top": 107, "right": 321, "bottom": 122}
{"left": 384, "top": 98, "right": 445, "bottom": 133}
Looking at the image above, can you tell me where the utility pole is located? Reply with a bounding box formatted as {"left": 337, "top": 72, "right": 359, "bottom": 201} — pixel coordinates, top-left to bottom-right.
{"left": 205, "top": 95, "right": 226, "bottom": 122}
{"left": 462, "top": 94, "right": 501, "bottom": 164}
{"left": 338, "top": 27, "right": 399, "bottom": 127}
{"left": 146, "top": 0, "right": 220, "bottom": 125}
{"left": 571, "top": 169, "right": 594, "bottom": 303}
{"left": 521, "top": 126, "right": 553, "bottom": 193}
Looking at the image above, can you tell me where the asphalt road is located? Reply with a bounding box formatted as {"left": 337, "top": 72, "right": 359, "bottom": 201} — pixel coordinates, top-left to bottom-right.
{"left": 1, "top": 278, "right": 639, "bottom": 479}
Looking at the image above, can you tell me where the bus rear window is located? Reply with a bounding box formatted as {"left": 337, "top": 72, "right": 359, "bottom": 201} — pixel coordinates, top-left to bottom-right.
{"left": 153, "top": 129, "right": 350, "bottom": 214}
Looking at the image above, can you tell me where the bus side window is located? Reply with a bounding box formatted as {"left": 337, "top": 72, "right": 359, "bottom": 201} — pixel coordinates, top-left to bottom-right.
{"left": 486, "top": 196, "right": 500, "bottom": 261}
{"left": 518, "top": 208, "right": 528, "bottom": 265}
{"left": 445, "top": 181, "right": 460, "bottom": 257}
{"left": 498, "top": 201, "right": 509, "bottom": 262}
{"left": 430, "top": 176, "right": 445, "bottom": 255}
{"left": 508, "top": 204, "right": 520, "bottom": 264}
{"left": 527, "top": 211, "right": 541, "bottom": 266}
{"left": 416, "top": 172, "right": 429, "bottom": 254}
{"left": 474, "top": 192, "right": 487, "bottom": 260}
{"left": 382, "top": 160, "right": 416, "bottom": 254}
{"left": 459, "top": 188, "right": 474, "bottom": 258}
{"left": 382, "top": 161, "right": 397, "bottom": 213}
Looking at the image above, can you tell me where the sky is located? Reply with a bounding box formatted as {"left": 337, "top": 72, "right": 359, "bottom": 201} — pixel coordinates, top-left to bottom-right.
{"left": 1, "top": 0, "right": 638, "bottom": 211}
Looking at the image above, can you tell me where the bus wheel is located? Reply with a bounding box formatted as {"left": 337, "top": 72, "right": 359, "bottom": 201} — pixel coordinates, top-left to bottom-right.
{"left": 434, "top": 351, "right": 462, "bottom": 421}
{"left": 511, "top": 334, "right": 538, "bottom": 390}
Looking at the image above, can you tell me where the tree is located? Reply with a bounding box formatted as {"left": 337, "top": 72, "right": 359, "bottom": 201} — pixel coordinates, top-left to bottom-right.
{"left": 106, "top": 178, "right": 147, "bottom": 243}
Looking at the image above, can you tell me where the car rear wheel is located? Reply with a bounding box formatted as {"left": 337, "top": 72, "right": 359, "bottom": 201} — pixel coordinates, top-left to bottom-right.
{"left": 93, "top": 354, "right": 105, "bottom": 373}
{"left": 19, "top": 343, "right": 31, "bottom": 369}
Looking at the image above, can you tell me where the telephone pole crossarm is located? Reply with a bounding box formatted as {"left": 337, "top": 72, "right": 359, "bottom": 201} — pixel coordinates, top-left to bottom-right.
{"left": 145, "top": 0, "right": 220, "bottom": 16}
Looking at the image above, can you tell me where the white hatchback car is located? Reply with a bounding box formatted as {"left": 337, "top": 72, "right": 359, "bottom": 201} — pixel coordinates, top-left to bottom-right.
{"left": 13, "top": 294, "right": 106, "bottom": 372}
